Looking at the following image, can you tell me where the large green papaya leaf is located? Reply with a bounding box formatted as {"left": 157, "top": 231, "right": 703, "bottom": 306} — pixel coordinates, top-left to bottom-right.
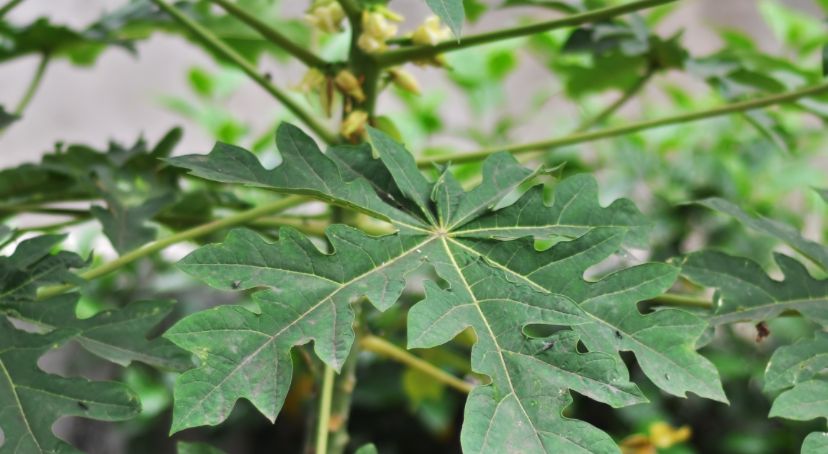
{"left": 166, "top": 123, "right": 723, "bottom": 452}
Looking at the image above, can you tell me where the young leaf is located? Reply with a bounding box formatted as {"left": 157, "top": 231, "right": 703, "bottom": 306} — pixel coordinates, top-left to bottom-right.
{"left": 425, "top": 0, "right": 465, "bottom": 38}
{"left": 0, "top": 318, "right": 141, "bottom": 453}
{"left": 696, "top": 197, "right": 828, "bottom": 271}
{"left": 167, "top": 124, "right": 724, "bottom": 450}
{"left": 679, "top": 251, "right": 828, "bottom": 326}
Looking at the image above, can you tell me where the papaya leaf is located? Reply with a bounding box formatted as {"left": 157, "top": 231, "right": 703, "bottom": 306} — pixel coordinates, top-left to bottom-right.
{"left": 0, "top": 235, "right": 85, "bottom": 304}
{"left": 803, "top": 432, "right": 828, "bottom": 454}
{"left": 2, "top": 294, "right": 191, "bottom": 372}
{"left": 679, "top": 251, "right": 828, "bottom": 326}
{"left": 165, "top": 123, "right": 723, "bottom": 451}
{"left": 696, "top": 197, "right": 828, "bottom": 271}
{"left": 0, "top": 236, "right": 148, "bottom": 453}
{"left": 0, "top": 129, "right": 184, "bottom": 253}
{"left": 0, "top": 319, "right": 141, "bottom": 453}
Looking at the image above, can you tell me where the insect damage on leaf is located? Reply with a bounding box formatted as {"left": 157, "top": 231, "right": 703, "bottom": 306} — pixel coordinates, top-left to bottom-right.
{"left": 167, "top": 122, "right": 725, "bottom": 451}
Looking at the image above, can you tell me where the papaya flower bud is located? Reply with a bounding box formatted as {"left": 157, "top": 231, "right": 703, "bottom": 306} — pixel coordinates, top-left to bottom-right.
{"left": 305, "top": 0, "right": 345, "bottom": 34}
{"left": 294, "top": 68, "right": 326, "bottom": 93}
{"left": 341, "top": 110, "right": 369, "bottom": 141}
{"left": 388, "top": 68, "right": 420, "bottom": 95}
{"left": 411, "top": 16, "right": 452, "bottom": 46}
{"left": 358, "top": 9, "right": 399, "bottom": 54}
{"left": 334, "top": 69, "right": 366, "bottom": 102}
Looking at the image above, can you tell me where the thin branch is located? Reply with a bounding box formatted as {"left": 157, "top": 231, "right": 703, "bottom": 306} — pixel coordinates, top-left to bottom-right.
{"left": 0, "top": 0, "right": 24, "bottom": 18}
{"left": 576, "top": 64, "right": 655, "bottom": 132}
{"left": 36, "top": 196, "right": 306, "bottom": 300}
{"left": 417, "top": 81, "right": 828, "bottom": 167}
{"left": 208, "top": 0, "right": 330, "bottom": 70}
{"left": 375, "top": 0, "right": 678, "bottom": 67}
{"left": 360, "top": 335, "right": 473, "bottom": 394}
{"left": 10, "top": 53, "right": 49, "bottom": 120}
{"left": 150, "top": 0, "right": 338, "bottom": 144}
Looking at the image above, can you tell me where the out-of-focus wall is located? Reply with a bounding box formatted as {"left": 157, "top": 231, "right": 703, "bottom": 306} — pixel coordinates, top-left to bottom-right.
{"left": 0, "top": 0, "right": 820, "bottom": 167}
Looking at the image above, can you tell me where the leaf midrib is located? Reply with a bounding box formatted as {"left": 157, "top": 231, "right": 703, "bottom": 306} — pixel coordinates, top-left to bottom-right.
{"left": 176, "top": 235, "right": 438, "bottom": 423}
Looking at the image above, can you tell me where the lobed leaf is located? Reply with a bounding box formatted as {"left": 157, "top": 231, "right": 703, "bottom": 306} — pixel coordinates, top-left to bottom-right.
{"left": 167, "top": 124, "right": 724, "bottom": 451}
{"left": 696, "top": 197, "right": 828, "bottom": 271}
{"left": 679, "top": 251, "right": 828, "bottom": 326}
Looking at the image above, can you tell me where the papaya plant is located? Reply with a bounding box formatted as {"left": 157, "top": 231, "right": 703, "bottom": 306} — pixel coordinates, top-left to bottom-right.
{"left": 1, "top": 0, "right": 827, "bottom": 453}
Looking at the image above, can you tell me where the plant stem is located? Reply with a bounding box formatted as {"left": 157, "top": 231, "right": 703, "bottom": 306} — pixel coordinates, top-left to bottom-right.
{"left": 208, "top": 0, "right": 331, "bottom": 70}
{"left": 375, "top": 0, "right": 678, "bottom": 67}
{"left": 0, "top": 0, "right": 24, "bottom": 18}
{"left": 576, "top": 65, "right": 654, "bottom": 132}
{"left": 315, "top": 365, "right": 336, "bottom": 454}
{"left": 417, "top": 81, "right": 828, "bottom": 166}
{"left": 36, "top": 196, "right": 305, "bottom": 300}
{"left": 13, "top": 53, "right": 49, "bottom": 117}
{"left": 150, "top": 0, "right": 337, "bottom": 145}
{"left": 360, "top": 335, "right": 473, "bottom": 394}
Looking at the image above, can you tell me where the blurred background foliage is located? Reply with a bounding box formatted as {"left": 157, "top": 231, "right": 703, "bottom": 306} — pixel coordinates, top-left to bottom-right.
{"left": 0, "top": 0, "right": 827, "bottom": 453}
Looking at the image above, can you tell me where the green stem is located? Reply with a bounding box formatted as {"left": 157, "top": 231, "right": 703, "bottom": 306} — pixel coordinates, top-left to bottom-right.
{"left": 417, "top": 81, "right": 828, "bottom": 167}
{"left": 360, "top": 335, "right": 473, "bottom": 394}
{"left": 208, "top": 0, "right": 331, "bottom": 70}
{"left": 150, "top": 0, "right": 337, "bottom": 145}
{"left": 36, "top": 196, "right": 305, "bottom": 300}
{"left": 0, "top": 0, "right": 24, "bottom": 18}
{"left": 13, "top": 53, "right": 49, "bottom": 117}
{"left": 376, "top": 0, "right": 678, "bottom": 67}
{"left": 315, "top": 365, "right": 336, "bottom": 454}
{"left": 576, "top": 65, "right": 655, "bottom": 132}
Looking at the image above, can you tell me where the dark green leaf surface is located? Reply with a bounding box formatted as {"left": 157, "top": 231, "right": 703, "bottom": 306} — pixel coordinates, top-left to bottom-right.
{"left": 167, "top": 124, "right": 724, "bottom": 451}
{"left": 170, "top": 124, "right": 429, "bottom": 231}
{"left": 0, "top": 235, "right": 85, "bottom": 304}
{"left": 0, "top": 319, "right": 141, "bottom": 454}
{"left": 3, "top": 294, "right": 190, "bottom": 371}
{"left": 679, "top": 251, "right": 828, "bottom": 326}
{"left": 0, "top": 129, "right": 183, "bottom": 253}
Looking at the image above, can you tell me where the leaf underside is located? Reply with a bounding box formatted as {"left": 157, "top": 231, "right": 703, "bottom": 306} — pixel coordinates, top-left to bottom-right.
{"left": 167, "top": 123, "right": 724, "bottom": 452}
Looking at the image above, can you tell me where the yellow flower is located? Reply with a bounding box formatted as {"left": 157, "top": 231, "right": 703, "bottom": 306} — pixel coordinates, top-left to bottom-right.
{"left": 305, "top": 0, "right": 345, "bottom": 34}
{"left": 411, "top": 16, "right": 452, "bottom": 46}
{"left": 649, "top": 422, "right": 691, "bottom": 449}
{"left": 388, "top": 68, "right": 420, "bottom": 95}
{"left": 334, "top": 69, "right": 366, "bottom": 102}
{"left": 341, "top": 110, "right": 369, "bottom": 140}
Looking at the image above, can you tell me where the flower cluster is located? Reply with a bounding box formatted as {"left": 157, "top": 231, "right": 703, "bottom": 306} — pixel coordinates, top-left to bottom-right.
{"left": 357, "top": 8, "right": 402, "bottom": 54}
{"left": 305, "top": 0, "right": 345, "bottom": 34}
